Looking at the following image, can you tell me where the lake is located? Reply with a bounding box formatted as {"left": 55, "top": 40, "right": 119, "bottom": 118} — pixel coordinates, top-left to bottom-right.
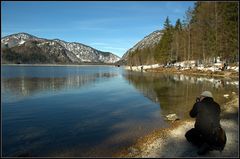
{"left": 2, "top": 65, "right": 238, "bottom": 157}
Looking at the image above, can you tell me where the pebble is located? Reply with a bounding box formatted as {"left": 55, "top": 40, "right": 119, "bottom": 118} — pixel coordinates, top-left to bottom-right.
{"left": 165, "top": 114, "right": 179, "bottom": 121}
{"left": 223, "top": 94, "right": 229, "bottom": 98}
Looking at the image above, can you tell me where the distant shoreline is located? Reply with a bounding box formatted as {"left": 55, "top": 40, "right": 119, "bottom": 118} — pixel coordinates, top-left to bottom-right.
{"left": 124, "top": 66, "right": 239, "bottom": 79}
{"left": 1, "top": 63, "right": 117, "bottom": 67}
{"left": 145, "top": 67, "right": 239, "bottom": 79}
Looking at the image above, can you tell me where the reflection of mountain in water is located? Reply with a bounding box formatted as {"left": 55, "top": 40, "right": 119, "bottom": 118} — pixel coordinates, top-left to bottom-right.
{"left": 2, "top": 73, "right": 118, "bottom": 102}
{"left": 123, "top": 71, "right": 238, "bottom": 118}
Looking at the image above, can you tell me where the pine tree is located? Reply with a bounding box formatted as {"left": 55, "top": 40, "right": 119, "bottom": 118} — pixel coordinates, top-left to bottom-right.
{"left": 154, "top": 17, "right": 174, "bottom": 64}
{"left": 126, "top": 2, "right": 238, "bottom": 66}
{"left": 172, "top": 19, "right": 182, "bottom": 61}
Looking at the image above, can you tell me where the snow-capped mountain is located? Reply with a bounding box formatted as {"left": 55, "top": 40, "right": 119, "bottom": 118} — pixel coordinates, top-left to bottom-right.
{"left": 1, "top": 33, "right": 120, "bottom": 64}
{"left": 121, "top": 30, "right": 163, "bottom": 61}
{"left": 53, "top": 39, "right": 119, "bottom": 63}
{"left": 1, "top": 33, "right": 43, "bottom": 48}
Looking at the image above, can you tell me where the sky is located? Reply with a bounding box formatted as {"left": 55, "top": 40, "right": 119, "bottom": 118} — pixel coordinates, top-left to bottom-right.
{"left": 1, "top": 1, "right": 195, "bottom": 57}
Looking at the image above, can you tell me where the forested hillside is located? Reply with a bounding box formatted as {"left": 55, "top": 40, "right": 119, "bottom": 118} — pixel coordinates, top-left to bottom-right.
{"left": 127, "top": 2, "right": 238, "bottom": 66}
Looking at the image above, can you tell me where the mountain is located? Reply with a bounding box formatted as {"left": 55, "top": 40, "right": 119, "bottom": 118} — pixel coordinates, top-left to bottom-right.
{"left": 52, "top": 39, "right": 119, "bottom": 63}
{"left": 1, "top": 33, "right": 120, "bottom": 64}
{"left": 120, "top": 30, "right": 163, "bottom": 64}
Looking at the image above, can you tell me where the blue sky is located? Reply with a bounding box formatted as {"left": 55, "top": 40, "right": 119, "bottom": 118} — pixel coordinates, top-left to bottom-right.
{"left": 1, "top": 1, "right": 195, "bottom": 57}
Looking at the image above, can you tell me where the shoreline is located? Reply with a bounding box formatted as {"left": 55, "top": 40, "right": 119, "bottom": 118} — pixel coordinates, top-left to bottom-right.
{"left": 146, "top": 67, "right": 239, "bottom": 79}
{"left": 125, "top": 66, "right": 239, "bottom": 79}
{"left": 1, "top": 63, "right": 117, "bottom": 67}
{"left": 115, "top": 94, "right": 239, "bottom": 157}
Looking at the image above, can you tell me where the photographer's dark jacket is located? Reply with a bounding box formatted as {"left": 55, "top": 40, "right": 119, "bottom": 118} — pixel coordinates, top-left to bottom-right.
{"left": 190, "top": 97, "right": 221, "bottom": 136}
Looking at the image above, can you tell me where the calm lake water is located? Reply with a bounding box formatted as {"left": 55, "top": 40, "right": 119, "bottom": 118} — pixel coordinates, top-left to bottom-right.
{"left": 2, "top": 65, "right": 238, "bottom": 157}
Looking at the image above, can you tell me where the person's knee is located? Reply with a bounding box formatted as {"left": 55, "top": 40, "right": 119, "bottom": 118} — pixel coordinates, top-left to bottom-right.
{"left": 185, "top": 130, "right": 190, "bottom": 138}
{"left": 185, "top": 128, "right": 203, "bottom": 143}
{"left": 185, "top": 129, "right": 194, "bottom": 141}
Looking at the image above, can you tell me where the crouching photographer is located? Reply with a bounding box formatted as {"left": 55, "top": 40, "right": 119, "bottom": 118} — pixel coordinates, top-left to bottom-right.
{"left": 185, "top": 91, "right": 227, "bottom": 155}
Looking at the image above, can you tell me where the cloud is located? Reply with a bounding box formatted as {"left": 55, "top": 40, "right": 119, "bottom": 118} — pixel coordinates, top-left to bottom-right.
{"left": 89, "top": 42, "right": 127, "bottom": 56}
{"left": 90, "top": 42, "right": 108, "bottom": 46}
{"left": 102, "top": 46, "right": 126, "bottom": 51}
{"left": 90, "top": 42, "right": 127, "bottom": 52}
{"left": 173, "top": 8, "right": 182, "bottom": 13}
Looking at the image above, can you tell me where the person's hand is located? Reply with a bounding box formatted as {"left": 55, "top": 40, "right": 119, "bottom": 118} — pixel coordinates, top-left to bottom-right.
{"left": 196, "top": 97, "right": 200, "bottom": 102}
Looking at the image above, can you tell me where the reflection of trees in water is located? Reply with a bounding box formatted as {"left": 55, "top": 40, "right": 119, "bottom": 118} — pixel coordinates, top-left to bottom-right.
{"left": 2, "top": 73, "right": 118, "bottom": 98}
{"left": 123, "top": 72, "right": 238, "bottom": 118}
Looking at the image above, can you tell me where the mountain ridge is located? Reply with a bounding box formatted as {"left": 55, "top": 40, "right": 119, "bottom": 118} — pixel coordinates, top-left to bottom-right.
{"left": 1, "top": 32, "right": 120, "bottom": 64}
{"left": 120, "top": 30, "right": 163, "bottom": 64}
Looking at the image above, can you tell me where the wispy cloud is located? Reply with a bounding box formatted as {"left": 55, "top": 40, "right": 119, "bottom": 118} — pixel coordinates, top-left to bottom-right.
{"left": 90, "top": 42, "right": 127, "bottom": 51}
{"left": 102, "top": 46, "right": 126, "bottom": 51}
{"left": 173, "top": 8, "right": 182, "bottom": 13}
{"left": 90, "top": 42, "right": 109, "bottom": 46}
{"left": 89, "top": 41, "right": 128, "bottom": 56}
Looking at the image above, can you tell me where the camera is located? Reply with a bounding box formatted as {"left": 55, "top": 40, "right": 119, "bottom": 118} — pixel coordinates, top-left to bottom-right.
{"left": 196, "top": 97, "right": 200, "bottom": 102}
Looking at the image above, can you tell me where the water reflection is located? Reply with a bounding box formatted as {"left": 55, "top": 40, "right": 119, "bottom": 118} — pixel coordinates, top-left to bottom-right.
{"left": 2, "top": 72, "right": 118, "bottom": 103}
{"left": 2, "top": 66, "right": 238, "bottom": 157}
{"left": 123, "top": 71, "right": 238, "bottom": 118}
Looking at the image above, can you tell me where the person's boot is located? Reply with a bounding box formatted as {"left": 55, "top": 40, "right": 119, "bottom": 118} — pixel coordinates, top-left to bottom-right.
{"left": 197, "top": 143, "right": 210, "bottom": 155}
